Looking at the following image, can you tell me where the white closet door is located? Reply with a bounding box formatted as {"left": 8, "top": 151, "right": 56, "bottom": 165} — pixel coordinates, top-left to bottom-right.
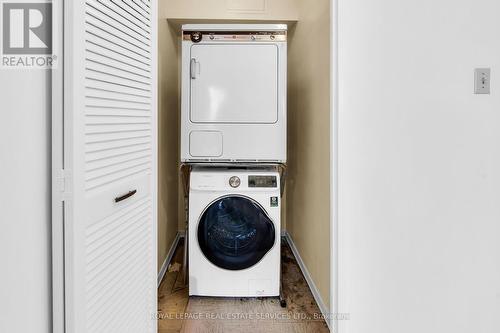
{"left": 63, "top": 1, "right": 157, "bottom": 332}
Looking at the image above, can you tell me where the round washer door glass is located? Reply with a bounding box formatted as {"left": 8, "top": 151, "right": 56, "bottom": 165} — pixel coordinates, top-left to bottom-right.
{"left": 197, "top": 196, "right": 276, "bottom": 270}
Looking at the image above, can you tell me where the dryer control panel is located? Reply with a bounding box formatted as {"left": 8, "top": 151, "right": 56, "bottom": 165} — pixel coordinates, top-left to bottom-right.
{"left": 183, "top": 31, "right": 287, "bottom": 43}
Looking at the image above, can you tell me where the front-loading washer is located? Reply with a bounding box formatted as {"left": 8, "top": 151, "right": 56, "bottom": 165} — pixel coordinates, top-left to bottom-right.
{"left": 188, "top": 167, "right": 281, "bottom": 297}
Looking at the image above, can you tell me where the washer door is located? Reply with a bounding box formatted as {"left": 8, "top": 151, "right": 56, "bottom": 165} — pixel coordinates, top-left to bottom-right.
{"left": 197, "top": 196, "right": 276, "bottom": 270}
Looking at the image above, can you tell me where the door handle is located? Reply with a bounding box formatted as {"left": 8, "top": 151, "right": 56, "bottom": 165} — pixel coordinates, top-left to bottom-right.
{"left": 190, "top": 58, "right": 198, "bottom": 79}
{"left": 115, "top": 190, "right": 137, "bottom": 203}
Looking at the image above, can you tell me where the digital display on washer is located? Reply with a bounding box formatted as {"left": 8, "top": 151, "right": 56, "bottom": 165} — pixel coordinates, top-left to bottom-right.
{"left": 248, "top": 176, "right": 277, "bottom": 188}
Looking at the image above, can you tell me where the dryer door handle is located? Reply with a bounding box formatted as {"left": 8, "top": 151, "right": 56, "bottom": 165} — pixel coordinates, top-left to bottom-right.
{"left": 190, "top": 58, "right": 199, "bottom": 79}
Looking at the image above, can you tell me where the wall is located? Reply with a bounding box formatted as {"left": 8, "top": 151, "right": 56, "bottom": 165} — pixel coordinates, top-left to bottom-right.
{"left": 286, "top": 0, "right": 331, "bottom": 311}
{"left": 337, "top": 0, "right": 500, "bottom": 332}
{"left": 0, "top": 72, "right": 52, "bottom": 331}
{"left": 158, "top": 0, "right": 182, "bottom": 271}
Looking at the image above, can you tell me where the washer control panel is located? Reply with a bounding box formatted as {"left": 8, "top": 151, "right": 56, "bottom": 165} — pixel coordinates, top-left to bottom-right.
{"left": 248, "top": 175, "right": 277, "bottom": 188}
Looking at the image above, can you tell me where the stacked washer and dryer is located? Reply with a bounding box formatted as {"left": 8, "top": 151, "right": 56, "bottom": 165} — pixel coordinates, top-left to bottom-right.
{"left": 180, "top": 24, "right": 287, "bottom": 303}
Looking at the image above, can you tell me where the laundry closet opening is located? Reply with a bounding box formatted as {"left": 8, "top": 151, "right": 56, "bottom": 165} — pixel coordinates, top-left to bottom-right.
{"left": 156, "top": 1, "right": 331, "bottom": 331}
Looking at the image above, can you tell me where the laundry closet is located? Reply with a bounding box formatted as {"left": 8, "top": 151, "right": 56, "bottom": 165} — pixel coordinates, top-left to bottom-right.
{"left": 157, "top": 0, "right": 331, "bottom": 316}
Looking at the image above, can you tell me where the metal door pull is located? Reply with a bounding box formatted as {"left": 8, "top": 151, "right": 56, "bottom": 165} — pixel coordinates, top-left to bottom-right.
{"left": 115, "top": 190, "right": 137, "bottom": 203}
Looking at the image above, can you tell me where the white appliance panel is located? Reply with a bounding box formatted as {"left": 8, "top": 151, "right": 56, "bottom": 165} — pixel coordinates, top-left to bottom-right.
{"left": 189, "top": 130, "right": 223, "bottom": 157}
{"left": 188, "top": 168, "right": 281, "bottom": 297}
{"left": 190, "top": 44, "right": 278, "bottom": 124}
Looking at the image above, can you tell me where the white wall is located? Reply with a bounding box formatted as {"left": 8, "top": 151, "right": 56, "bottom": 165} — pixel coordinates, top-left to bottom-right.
{"left": 337, "top": 1, "right": 500, "bottom": 332}
{"left": 0, "top": 70, "right": 52, "bottom": 332}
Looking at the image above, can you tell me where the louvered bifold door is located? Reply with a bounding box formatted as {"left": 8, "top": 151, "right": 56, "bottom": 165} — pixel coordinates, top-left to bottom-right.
{"left": 63, "top": 1, "right": 157, "bottom": 332}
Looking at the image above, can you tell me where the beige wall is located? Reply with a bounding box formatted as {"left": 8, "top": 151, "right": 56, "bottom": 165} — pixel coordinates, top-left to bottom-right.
{"left": 157, "top": 1, "right": 181, "bottom": 271}
{"left": 286, "top": 0, "right": 331, "bottom": 309}
{"left": 157, "top": 0, "right": 301, "bottom": 270}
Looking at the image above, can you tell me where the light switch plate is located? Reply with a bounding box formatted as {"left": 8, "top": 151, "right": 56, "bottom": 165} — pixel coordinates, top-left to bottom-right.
{"left": 474, "top": 68, "right": 491, "bottom": 94}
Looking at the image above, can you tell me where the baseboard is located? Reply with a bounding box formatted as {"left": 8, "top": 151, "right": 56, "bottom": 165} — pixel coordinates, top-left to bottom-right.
{"left": 283, "top": 231, "right": 331, "bottom": 332}
{"left": 158, "top": 231, "right": 185, "bottom": 287}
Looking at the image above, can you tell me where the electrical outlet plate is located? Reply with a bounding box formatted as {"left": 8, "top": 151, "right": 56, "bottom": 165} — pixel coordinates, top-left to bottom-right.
{"left": 474, "top": 68, "right": 491, "bottom": 94}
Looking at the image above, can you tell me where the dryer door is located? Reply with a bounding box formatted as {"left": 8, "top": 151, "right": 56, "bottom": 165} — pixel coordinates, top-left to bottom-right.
{"left": 190, "top": 44, "right": 278, "bottom": 124}
{"left": 197, "top": 196, "right": 276, "bottom": 270}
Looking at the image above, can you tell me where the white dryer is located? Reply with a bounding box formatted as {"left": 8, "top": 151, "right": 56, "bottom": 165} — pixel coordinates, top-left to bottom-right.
{"left": 189, "top": 167, "right": 281, "bottom": 297}
{"left": 181, "top": 24, "right": 287, "bottom": 163}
